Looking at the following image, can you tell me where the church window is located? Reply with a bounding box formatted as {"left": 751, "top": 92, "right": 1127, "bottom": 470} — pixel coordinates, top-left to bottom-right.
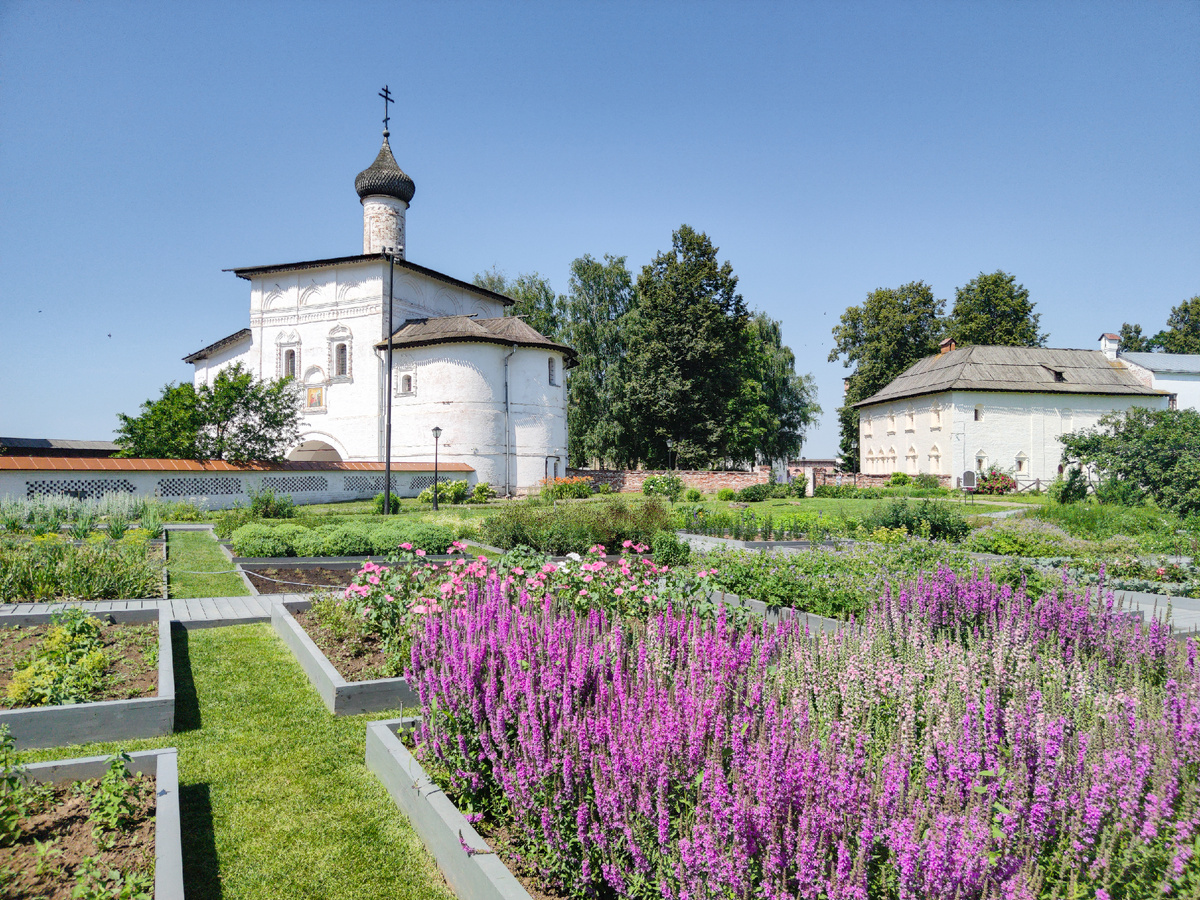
{"left": 401, "top": 374, "right": 413, "bottom": 394}
{"left": 906, "top": 445, "right": 918, "bottom": 474}
{"left": 976, "top": 450, "right": 988, "bottom": 472}
{"left": 327, "top": 326, "right": 353, "bottom": 383}
{"left": 1015, "top": 452, "right": 1028, "bottom": 474}
{"left": 335, "top": 344, "right": 348, "bottom": 377}
{"left": 284, "top": 350, "right": 297, "bottom": 378}
{"left": 886, "top": 411, "right": 896, "bottom": 434}
{"left": 905, "top": 406, "right": 915, "bottom": 432}
{"left": 928, "top": 444, "right": 942, "bottom": 474}
{"left": 930, "top": 402, "right": 942, "bottom": 430}
{"left": 548, "top": 357, "right": 557, "bottom": 386}
{"left": 974, "top": 404, "right": 984, "bottom": 422}
{"left": 862, "top": 415, "right": 873, "bottom": 438}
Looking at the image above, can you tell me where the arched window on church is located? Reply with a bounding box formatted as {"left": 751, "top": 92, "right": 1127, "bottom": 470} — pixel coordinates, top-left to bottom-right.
{"left": 284, "top": 350, "right": 297, "bottom": 378}
{"left": 335, "top": 344, "right": 348, "bottom": 377}
{"left": 401, "top": 374, "right": 413, "bottom": 394}
{"left": 548, "top": 357, "right": 557, "bottom": 386}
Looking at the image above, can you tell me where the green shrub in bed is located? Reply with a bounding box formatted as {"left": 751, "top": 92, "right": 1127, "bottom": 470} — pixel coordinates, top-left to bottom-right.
{"left": 401, "top": 523, "right": 455, "bottom": 554}
{"left": 320, "top": 524, "right": 375, "bottom": 557}
{"left": 231, "top": 523, "right": 293, "bottom": 558}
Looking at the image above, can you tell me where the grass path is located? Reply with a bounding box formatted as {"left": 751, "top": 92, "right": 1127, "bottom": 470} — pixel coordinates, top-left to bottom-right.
{"left": 168, "top": 529, "right": 249, "bottom": 598}
{"left": 19, "top": 624, "right": 453, "bottom": 900}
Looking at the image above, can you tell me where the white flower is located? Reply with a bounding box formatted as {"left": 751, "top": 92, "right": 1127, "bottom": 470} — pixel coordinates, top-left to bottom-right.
{"left": 567, "top": 552, "right": 582, "bottom": 562}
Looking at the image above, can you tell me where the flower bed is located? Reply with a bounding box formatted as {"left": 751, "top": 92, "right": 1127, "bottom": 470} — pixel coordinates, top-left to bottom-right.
{"left": 0, "top": 536, "right": 163, "bottom": 603}
{"left": 230, "top": 520, "right": 455, "bottom": 558}
{"left": 0, "top": 738, "right": 183, "bottom": 899}
{"left": 404, "top": 573, "right": 1199, "bottom": 898}
{"left": 0, "top": 608, "right": 174, "bottom": 749}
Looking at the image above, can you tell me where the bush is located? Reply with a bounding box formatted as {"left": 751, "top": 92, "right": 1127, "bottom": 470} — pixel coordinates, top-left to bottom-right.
{"left": 651, "top": 530, "right": 690, "bottom": 568}
{"left": 789, "top": 475, "right": 808, "bottom": 497}
{"left": 213, "top": 507, "right": 256, "bottom": 540}
{"left": 231, "top": 523, "right": 293, "bottom": 558}
{"left": 248, "top": 487, "right": 296, "bottom": 519}
{"left": 976, "top": 467, "right": 1017, "bottom": 495}
{"left": 913, "top": 473, "right": 941, "bottom": 490}
{"left": 320, "top": 524, "right": 375, "bottom": 557}
{"left": 887, "top": 472, "right": 911, "bottom": 486}
{"left": 593, "top": 483, "right": 614, "bottom": 495}
{"left": 864, "top": 499, "right": 970, "bottom": 542}
{"left": 417, "top": 480, "right": 470, "bottom": 504}
{"left": 813, "top": 485, "right": 884, "bottom": 500}
{"left": 684, "top": 488, "right": 702, "bottom": 503}
{"left": 735, "top": 483, "right": 772, "bottom": 503}
{"left": 469, "top": 482, "right": 497, "bottom": 504}
{"left": 373, "top": 492, "right": 401, "bottom": 514}
{"left": 642, "top": 475, "right": 684, "bottom": 502}
{"left": 480, "top": 497, "right": 672, "bottom": 555}
{"left": 716, "top": 488, "right": 736, "bottom": 502}
{"left": 540, "top": 476, "right": 594, "bottom": 500}
{"left": 1048, "top": 467, "right": 1090, "bottom": 505}
{"left": 403, "top": 523, "right": 455, "bottom": 554}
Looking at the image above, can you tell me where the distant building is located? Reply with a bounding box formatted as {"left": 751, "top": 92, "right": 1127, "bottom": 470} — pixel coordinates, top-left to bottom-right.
{"left": 185, "top": 119, "right": 575, "bottom": 495}
{"left": 0, "top": 437, "right": 118, "bottom": 459}
{"left": 1099, "top": 333, "right": 1200, "bottom": 411}
{"left": 854, "top": 339, "right": 1169, "bottom": 484}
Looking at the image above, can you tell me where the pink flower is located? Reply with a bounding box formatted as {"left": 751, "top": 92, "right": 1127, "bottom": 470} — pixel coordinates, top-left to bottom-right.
{"left": 512, "top": 566, "right": 524, "bottom": 576}
{"left": 614, "top": 587, "right": 624, "bottom": 595}
{"left": 416, "top": 549, "right": 427, "bottom": 557}
{"left": 622, "top": 540, "right": 633, "bottom": 549}
{"left": 400, "top": 542, "right": 413, "bottom": 550}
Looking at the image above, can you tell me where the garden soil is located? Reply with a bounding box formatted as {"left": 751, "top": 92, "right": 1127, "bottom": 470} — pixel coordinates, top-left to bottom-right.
{"left": 0, "top": 620, "right": 157, "bottom": 704}
{"left": 293, "top": 608, "right": 392, "bottom": 682}
{"left": 243, "top": 566, "right": 354, "bottom": 593}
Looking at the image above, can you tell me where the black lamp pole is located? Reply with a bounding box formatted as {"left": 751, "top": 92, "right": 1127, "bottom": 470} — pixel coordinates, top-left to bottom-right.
{"left": 431, "top": 426, "right": 442, "bottom": 511}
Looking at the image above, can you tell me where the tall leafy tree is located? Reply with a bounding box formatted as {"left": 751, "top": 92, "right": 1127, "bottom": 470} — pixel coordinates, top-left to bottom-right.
{"left": 473, "top": 267, "right": 566, "bottom": 340}
{"left": 1118, "top": 322, "right": 1151, "bottom": 352}
{"left": 1153, "top": 295, "right": 1200, "bottom": 354}
{"left": 115, "top": 382, "right": 203, "bottom": 459}
{"left": 115, "top": 363, "right": 300, "bottom": 462}
{"left": 946, "top": 270, "right": 1047, "bottom": 348}
{"left": 622, "top": 225, "right": 748, "bottom": 468}
{"left": 725, "top": 313, "right": 820, "bottom": 466}
{"left": 828, "top": 281, "right": 945, "bottom": 470}
{"left": 562, "top": 254, "right": 635, "bottom": 468}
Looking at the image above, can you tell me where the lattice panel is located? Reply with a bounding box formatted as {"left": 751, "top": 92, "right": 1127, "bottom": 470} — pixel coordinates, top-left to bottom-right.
{"left": 261, "top": 475, "right": 328, "bottom": 493}
{"left": 26, "top": 479, "right": 135, "bottom": 500}
{"left": 409, "top": 476, "right": 435, "bottom": 492}
{"left": 344, "top": 474, "right": 384, "bottom": 493}
{"left": 157, "top": 477, "right": 243, "bottom": 498}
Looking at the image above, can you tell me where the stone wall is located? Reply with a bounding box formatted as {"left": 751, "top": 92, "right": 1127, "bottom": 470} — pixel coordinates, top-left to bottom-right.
{"left": 568, "top": 467, "right": 772, "bottom": 494}
{"left": 812, "top": 468, "right": 953, "bottom": 489}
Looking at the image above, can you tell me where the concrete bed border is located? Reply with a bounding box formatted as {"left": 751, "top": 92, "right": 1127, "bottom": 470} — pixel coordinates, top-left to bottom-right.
{"left": 709, "top": 589, "right": 843, "bottom": 633}
{"left": 21, "top": 747, "right": 183, "bottom": 900}
{"left": 366, "top": 718, "right": 532, "bottom": 900}
{"left": 678, "top": 532, "right": 848, "bottom": 553}
{"left": 271, "top": 599, "right": 418, "bottom": 714}
{"left": 0, "top": 607, "right": 175, "bottom": 750}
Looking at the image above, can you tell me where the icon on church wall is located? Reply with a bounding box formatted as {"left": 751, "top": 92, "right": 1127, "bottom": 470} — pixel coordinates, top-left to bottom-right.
{"left": 307, "top": 387, "right": 325, "bottom": 409}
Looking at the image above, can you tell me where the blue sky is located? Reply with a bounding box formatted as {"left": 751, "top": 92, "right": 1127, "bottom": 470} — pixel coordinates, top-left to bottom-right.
{"left": 1, "top": 1, "right": 1196, "bottom": 458}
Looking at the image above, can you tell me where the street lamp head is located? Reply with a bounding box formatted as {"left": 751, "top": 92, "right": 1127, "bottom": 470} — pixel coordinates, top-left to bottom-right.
{"left": 432, "top": 426, "right": 443, "bottom": 440}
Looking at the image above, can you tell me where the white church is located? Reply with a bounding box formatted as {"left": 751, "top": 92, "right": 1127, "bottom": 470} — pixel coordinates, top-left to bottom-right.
{"left": 184, "top": 119, "right": 576, "bottom": 496}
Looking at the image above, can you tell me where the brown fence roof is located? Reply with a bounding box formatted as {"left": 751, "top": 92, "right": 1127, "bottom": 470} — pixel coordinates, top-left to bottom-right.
{"left": 0, "top": 457, "right": 472, "bottom": 473}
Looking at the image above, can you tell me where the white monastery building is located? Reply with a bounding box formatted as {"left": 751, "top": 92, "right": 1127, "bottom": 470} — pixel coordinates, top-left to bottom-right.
{"left": 1099, "top": 333, "right": 1200, "bottom": 411}
{"left": 855, "top": 338, "right": 1169, "bottom": 485}
{"left": 185, "top": 123, "right": 576, "bottom": 495}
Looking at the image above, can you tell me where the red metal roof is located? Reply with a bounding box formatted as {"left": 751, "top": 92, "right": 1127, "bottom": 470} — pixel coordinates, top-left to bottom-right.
{"left": 0, "top": 457, "right": 473, "bottom": 473}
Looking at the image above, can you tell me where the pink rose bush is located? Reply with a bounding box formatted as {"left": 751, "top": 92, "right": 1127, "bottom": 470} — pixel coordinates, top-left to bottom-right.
{"left": 407, "top": 570, "right": 1200, "bottom": 898}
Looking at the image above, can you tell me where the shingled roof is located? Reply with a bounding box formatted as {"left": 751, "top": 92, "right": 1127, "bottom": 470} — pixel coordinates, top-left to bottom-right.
{"left": 853, "top": 346, "right": 1165, "bottom": 407}
{"left": 376, "top": 315, "right": 578, "bottom": 367}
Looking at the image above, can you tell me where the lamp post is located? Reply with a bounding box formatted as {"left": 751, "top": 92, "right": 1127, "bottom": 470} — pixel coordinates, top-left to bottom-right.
{"left": 431, "top": 426, "right": 443, "bottom": 511}
{"left": 666, "top": 438, "right": 675, "bottom": 472}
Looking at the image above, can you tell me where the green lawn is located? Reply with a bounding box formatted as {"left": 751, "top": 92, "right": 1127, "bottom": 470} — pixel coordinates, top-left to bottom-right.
{"left": 18, "top": 624, "right": 452, "bottom": 900}
{"left": 168, "top": 530, "right": 250, "bottom": 598}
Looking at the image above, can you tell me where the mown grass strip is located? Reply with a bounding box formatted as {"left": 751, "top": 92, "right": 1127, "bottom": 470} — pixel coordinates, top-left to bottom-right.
{"left": 18, "top": 624, "right": 452, "bottom": 900}
{"left": 168, "top": 529, "right": 249, "bottom": 598}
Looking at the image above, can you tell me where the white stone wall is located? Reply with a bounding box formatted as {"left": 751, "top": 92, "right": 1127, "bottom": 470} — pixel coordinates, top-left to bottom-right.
{"left": 386, "top": 342, "right": 570, "bottom": 495}
{"left": 0, "top": 466, "right": 468, "bottom": 511}
{"left": 1154, "top": 373, "right": 1200, "bottom": 411}
{"left": 858, "top": 390, "right": 1168, "bottom": 483}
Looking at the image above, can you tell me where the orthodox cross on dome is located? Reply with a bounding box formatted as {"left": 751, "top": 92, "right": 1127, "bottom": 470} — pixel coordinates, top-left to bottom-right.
{"left": 378, "top": 85, "right": 393, "bottom": 134}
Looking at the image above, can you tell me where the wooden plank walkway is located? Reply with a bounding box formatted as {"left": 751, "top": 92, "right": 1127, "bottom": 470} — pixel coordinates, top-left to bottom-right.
{"left": 0, "top": 595, "right": 310, "bottom": 628}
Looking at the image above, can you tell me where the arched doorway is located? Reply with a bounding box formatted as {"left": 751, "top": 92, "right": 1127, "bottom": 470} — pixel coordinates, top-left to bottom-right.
{"left": 288, "top": 440, "right": 343, "bottom": 462}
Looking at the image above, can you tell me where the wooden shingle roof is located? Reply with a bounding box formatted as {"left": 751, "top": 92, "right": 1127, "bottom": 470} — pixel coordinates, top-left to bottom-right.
{"left": 854, "top": 346, "right": 1165, "bottom": 407}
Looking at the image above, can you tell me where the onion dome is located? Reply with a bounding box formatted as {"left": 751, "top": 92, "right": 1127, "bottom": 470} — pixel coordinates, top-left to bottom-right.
{"left": 354, "top": 130, "right": 415, "bottom": 203}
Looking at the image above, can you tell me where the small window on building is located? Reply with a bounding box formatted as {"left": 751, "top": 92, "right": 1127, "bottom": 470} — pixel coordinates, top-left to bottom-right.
{"left": 1053, "top": 371, "right": 1065, "bottom": 383}
{"left": 284, "top": 350, "right": 297, "bottom": 378}
{"left": 1015, "top": 453, "right": 1028, "bottom": 474}
{"left": 335, "top": 344, "right": 348, "bottom": 377}
{"left": 887, "top": 411, "right": 896, "bottom": 433}
{"left": 930, "top": 402, "right": 942, "bottom": 430}
{"left": 1169, "top": 394, "right": 1178, "bottom": 410}
{"left": 928, "top": 444, "right": 942, "bottom": 475}
{"left": 905, "top": 406, "right": 915, "bottom": 432}
{"left": 974, "top": 405, "right": 984, "bottom": 422}
{"left": 976, "top": 455, "right": 987, "bottom": 472}
{"left": 401, "top": 374, "right": 413, "bottom": 394}
{"left": 906, "top": 446, "right": 918, "bottom": 474}
{"left": 548, "top": 357, "right": 557, "bottom": 386}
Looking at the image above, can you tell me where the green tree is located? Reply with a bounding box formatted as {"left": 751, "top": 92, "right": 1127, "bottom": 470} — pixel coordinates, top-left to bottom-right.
{"left": 1119, "top": 322, "right": 1151, "bottom": 352}
{"left": 828, "top": 281, "right": 945, "bottom": 470}
{"left": 725, "top": 313, "right": 820, "bottom": 466}
{"left": 562, "top": 254, "right": 635, "bottom": 468}
{"left": 1152, "top": 295, "right": 1200, "bottom": 354}
{"left": 1061, "top": 406, "right": 1200, "bottom": 515}
{"left": 115, "top": 363, "right": 300, "bottom": 462}
{"left": 114, "top": 382, "right": 203, "bottom": 459}
{"left": 622, "top": 225, "right": 748, "bottom": 468}
{"left": 945, "top": 270, "right": 1047, "bottom": 348}
{"left": 473, "top": 268, "right": 566, "bottom": 340}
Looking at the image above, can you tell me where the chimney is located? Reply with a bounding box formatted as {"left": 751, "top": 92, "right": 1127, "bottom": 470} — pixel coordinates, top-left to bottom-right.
{"left": 939, "top": 337, "right": 956, "bottom": 355}
{"left": 1099, "top": 333, "right": 1120, "bottom": 360}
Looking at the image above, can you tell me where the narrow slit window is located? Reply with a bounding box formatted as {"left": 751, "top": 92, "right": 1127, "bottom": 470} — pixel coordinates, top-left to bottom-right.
{"left": 401, "top": 374, "right": 413, "bottom": 394}
{"left": 335, "top": 344, "right": 348, "bottom": 377}
{"left": 548, "top": 357, "right": 557, "bottom": 386}
{"left": 284, "top": 350, "right": 296, "bottom": 378}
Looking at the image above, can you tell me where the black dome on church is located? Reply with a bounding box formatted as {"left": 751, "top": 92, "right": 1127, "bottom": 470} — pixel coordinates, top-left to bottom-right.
{"left": 355, "top": 132, "right": 415, "bottom": 204}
